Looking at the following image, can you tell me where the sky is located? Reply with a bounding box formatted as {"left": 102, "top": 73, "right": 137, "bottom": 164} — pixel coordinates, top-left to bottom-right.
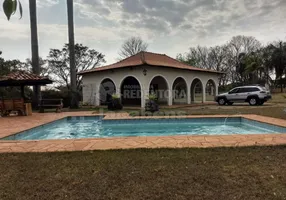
{"left": 0, "top": 0, "right": 286, "bottom": 65}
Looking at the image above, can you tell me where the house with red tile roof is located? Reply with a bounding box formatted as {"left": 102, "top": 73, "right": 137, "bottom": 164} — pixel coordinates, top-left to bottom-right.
{"left": 78, "top": 51, "right": 222, "bottom": 108}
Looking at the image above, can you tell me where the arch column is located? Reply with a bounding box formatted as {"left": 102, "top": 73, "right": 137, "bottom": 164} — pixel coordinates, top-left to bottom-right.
{"left": 187, "top": 83, "right": 191, "bottom": 104}
{"left": 95, "top": 83, "right": 100, "bottom": 106}
{"left": 141, "top": 85, "right": 148, "bottom": 108}
{"left": 202, "top": 83, "right": 206, "bottom": 103}
{"left": 168, "top": 89, "right": 173, "bottom": 106}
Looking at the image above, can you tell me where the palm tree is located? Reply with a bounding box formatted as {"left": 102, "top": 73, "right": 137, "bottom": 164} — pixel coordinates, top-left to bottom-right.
{"left": 67, "top": 0, "right": 78, "bottom": 108}
{"left": 244, "top": 52, "right": 264, "bottom": 84}
{"left": 29, "top": 0, "right": 40, "bottom": 106}
{"left": 267, "top": 42, "right": 286, "bottom": 92}
{"left": 3, "top": 0, "right": 40, "bottom": 106}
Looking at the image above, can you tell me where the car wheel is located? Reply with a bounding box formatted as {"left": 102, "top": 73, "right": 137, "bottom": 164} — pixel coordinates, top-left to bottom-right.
{"left": 218, "top": 98, "right": 226, "bottom": 105}
{"left": 227, "top": 102, "right": 234, "bottom": 106}
{"left": 249, "top": 97, "right": 258, "bottom": 106}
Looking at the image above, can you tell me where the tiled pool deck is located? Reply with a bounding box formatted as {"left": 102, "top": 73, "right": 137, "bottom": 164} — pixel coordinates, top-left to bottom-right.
{"left": 0, "top": 112, "right": 286, "bottom": 153}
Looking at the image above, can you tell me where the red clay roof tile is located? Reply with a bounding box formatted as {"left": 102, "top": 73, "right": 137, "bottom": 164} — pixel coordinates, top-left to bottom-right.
{"left": 78, "top": 51, "right": 222, "bottom": 75}
{"left": 0, "top": 71, "right": 50, "bottom": 81}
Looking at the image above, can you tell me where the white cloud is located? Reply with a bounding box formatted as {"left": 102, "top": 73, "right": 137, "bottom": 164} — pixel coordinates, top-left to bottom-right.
{"left": 1, "top": 0, "right": 286, "bottom": 64}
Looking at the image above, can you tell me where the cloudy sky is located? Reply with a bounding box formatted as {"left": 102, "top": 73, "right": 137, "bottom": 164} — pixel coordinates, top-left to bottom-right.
{"left": 0, "top": 0, "right": 286, "bottom": 65}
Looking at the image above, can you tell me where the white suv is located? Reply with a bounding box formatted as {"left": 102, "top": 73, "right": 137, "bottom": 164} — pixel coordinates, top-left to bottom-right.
{"left": 215, "top": 85, "right": 272, "bottom": 106}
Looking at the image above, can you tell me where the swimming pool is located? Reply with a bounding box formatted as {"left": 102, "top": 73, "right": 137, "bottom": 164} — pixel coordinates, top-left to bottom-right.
{"left": 2, "top": 116, "right": 286, "bottom": 141}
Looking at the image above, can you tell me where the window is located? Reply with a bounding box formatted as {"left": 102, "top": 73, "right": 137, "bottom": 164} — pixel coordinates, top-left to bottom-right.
{"left": 237, "top": 87, "right": 260, "bottom": 93}
{"left": 238, "top": 88, "right": 250, "bottom": 93}
{"left": 249, "top": 87, "right": 260, "bottom": 92}
{"left": 229, "top": 88, "right": 239, "bottom": 94}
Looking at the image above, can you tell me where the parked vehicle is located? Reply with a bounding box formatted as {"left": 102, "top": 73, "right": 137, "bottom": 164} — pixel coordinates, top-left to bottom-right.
{"left": 215, "top": 85, "right": 272, "bottom": 106}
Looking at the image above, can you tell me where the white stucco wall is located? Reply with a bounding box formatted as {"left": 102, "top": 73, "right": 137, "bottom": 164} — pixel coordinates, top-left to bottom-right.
{"left": 81, "top": 65, "right": 220, "bottom": 108}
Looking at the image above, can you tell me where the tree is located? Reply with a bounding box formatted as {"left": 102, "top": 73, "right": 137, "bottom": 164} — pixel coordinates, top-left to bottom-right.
{"left": 66, "top": 0, "right": 78, "bottom": 108}
{"left": 226, "top": 35, "right": 262, "bottom": 83}
{"left": 266, "top": 41, "right": 286, "bottom": 92}
{"left": 20, "top": 58, "right": 50, "bottom": 77}
{"left": 119, "top": 37, "right": 148, "bottom": 59}
{"left": 176, "top": 53, "right": 197, "bottom": 66}
{"left": 0, "top": 52, "right": 27, "bottom": 99}
{"left": 2, "top": 0, "right": 22, "bottom": 20}
{"left": 243, "top": 51, "right": 265, "bottom": 84}
{"left": 176, "top": 45, "right": 230, "bottom": 86}
{"left": 3, "top": 0, "right": 40, "bottom": 106}
{"left": 47, "top": 43, "right": 105, "bottom": 91}
{"left": 29, "top": 0, "right": 40, "bottom": 106}
{"left": 0, "top": 51, "right": 22, "bottom": 76}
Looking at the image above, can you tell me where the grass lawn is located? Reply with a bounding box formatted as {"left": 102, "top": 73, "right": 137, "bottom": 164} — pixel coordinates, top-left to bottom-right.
{"left": 3, "top": 95, "right": 285, "bottom": 199}
{"left": 127, "top": 104, "right": 286, "bottom": 120}
{"left": 1, "top": 146, "right": 286, "bottom": 200}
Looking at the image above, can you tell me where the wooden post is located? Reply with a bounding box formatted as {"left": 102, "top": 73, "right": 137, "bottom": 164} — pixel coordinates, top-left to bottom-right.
{"left": 20, "top": 85, "right": 25, "bottom": 100}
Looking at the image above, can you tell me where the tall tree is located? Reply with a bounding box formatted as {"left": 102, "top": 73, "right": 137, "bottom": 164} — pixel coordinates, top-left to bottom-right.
{"left": 3, "top": 0, "right": 40, "bottom": 105}
{"left": 67, "top": 0, "right": 77, "bottom": 108}
{"left": 176, "top": 53, "right": 197, "bottom": 66}
{"left": 29, "top": 0, "right": 40, "bottom": 106}
{"left": 21, "top": 58, "right": 50, "bottom": 77}
{"left": 176, "top": 45, "right": 230, "bottom": 86}
{"left": 119, "top": 36, "right": 148, "bottom": 59}
{"left": 226, "top": 35, "right": 262, "bottom": 83}
{"left": 266, "top": 41, "right": 286, "bottom": 92}
{"left": 47, "top": 43, "right": 106, "bottom": 91}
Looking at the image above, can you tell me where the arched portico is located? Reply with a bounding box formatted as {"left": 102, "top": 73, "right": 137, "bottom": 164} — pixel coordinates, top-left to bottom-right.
{"left": 149, "top": 75, "right": 169, "bottom": 105}
{"left": 205, "top": 79, "right": 216, "bottom": 101}
{"left": 172, "top": 77, "right": 187, "bottom": 104}
{"left": 120, "top": 76, "right": 142, "bottom": 106}
{"left": 190, "top": 78, "right": 204, "bottom": 103}
{"left": 99, "top": 78, "right": 116, "bottom": 105}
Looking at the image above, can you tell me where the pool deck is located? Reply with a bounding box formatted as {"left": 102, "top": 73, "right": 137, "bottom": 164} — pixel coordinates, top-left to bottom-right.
{"left": 0, "top": 112, "right": 286, "bottom": 153}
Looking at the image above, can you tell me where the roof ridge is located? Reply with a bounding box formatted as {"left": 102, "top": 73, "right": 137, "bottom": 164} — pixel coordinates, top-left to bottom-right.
{"left": 162, "top": 53, "right": 201, "bottom": 69}
{"left": 142, "top": 51, "right": 166, "bottom": 56}
{"left": 117, "top": 51, "right": 141, "bottom": 64}
{"left": 92, "top": 51, "right": 143, "bottom": 71}
{"left": 140, "top": 51, "right": 146, "bottom": 64}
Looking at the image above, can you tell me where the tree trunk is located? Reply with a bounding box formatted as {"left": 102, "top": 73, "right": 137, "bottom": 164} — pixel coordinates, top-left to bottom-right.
{"left": 29, "top": 0, "right": 41, "bottom": 108}
{"left": 67, "top": 0, "right": 78, "bottom": 108}
{"left": 281, "top": 76, "right": 283, "bottom": 93}
{"left": 279, "top": 42, "right": 284, "bottom": 93}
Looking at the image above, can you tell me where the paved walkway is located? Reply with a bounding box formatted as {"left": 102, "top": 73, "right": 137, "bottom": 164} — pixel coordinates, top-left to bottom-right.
{"left": 0, "top": 112, "right": 286, "bottom": 153}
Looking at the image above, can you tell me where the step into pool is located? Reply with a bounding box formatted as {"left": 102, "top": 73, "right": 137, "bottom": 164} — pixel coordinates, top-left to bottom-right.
{"left": 2, "top": 116, "right": 286, "bottom": 141}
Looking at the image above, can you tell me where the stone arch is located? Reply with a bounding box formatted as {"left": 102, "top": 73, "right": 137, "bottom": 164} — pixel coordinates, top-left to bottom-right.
{"left": 120, "top": 76, "right": 142, "bottom": 106}
{"left": 190, "top": 78, "right": 203, "bottom": 103}
{"left": 149, "top": 75, "right": 169, "bottom": 105}
{"left": 205, "top": 79, "right": 216, "bottom": 101}
{"left": 99, "top": 78, "right": 116, "bottom": 105}
{"left": 172, "top": 77, "right": 188, "bottom": 104}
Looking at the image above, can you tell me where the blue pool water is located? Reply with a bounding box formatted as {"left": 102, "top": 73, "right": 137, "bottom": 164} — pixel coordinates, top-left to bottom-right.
{"left": 2, "top": 116, "right": 286, "bottom": 141}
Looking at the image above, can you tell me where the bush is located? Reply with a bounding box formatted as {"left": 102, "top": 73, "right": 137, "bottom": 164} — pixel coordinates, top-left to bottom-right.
{"left": 41, "top": 89, "right": 71, "bottom": 108}
{"left": 145, "top": 100, "right": 159, "bottom": 113}
{"left": 107, "top": 93, "right": 123, "bottom": 111}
